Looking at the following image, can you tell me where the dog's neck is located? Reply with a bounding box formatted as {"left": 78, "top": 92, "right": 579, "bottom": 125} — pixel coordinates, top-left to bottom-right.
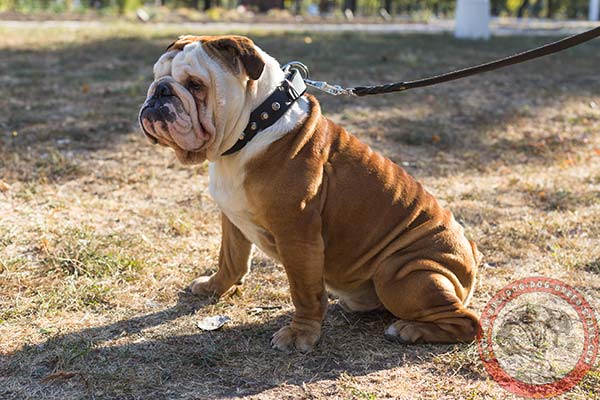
{"left": 251, "top": 54, "right": 287, "bottom": 110}
{"left": 214, "top": 53, "right": 309, "bottom": 167}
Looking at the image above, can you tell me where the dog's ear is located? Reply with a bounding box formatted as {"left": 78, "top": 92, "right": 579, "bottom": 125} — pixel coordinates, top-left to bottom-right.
{"left": 205, "top": 36, "right": 265, "bottom": 80}
{"left": 166, "top": 35, "right": 203, "bottom": 52}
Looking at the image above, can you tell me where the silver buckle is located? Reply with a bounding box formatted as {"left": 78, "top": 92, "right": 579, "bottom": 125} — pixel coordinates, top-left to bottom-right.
{"left": 282, "top": 61, "right": 310, "bottom": 79}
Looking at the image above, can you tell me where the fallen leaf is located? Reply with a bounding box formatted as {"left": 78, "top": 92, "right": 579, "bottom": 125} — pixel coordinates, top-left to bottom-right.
{"left": 197, "top": 315, "right": 231, "bottom": 331}
{"left": 431, "top": 134, "right": 441, "bottom": 144}
{"left": 593, "top": 148, "right": 600, "bottom": 156}
{"left": 498, "top": 166, "right": 512, "bottom": 175}
{"left": 0, "top": 180, "right": 10, "bottom": 192}
{"left": 560, "top": 158, "right": 575, "bottom": 168}
{"left": 42, "top": 371, "right": 78, "bottom": 383}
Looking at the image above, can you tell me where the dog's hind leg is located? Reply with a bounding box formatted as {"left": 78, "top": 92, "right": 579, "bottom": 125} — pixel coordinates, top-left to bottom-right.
{"left": 373, "top": 261, "right": 479, "bottom": 344}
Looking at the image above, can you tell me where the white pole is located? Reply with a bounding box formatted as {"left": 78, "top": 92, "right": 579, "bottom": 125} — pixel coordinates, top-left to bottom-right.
{"left": 455, "top": 0, "right": 491, "bottom": 40}
{"left": 591, "top": 0, "right": 599, "bottom": 21}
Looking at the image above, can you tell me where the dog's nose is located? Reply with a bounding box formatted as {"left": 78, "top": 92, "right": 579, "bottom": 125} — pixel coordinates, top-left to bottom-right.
{"left": 155, "top": 82, "right": 172, "bottom": 98}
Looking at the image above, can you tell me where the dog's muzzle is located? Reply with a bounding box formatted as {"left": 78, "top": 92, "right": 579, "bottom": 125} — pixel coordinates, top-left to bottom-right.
{"left": 139, "top": 82, "right": 177, "bottom": 144}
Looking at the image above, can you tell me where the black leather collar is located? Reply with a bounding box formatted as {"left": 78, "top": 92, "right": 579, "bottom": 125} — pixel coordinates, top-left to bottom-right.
{"left": 222, "top": 68, "right": 307, "bottom": 156}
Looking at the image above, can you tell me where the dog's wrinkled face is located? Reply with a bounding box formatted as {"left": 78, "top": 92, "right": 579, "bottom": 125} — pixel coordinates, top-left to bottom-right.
{"left": 139, "top": 35, "right": 267, "bottom": 164}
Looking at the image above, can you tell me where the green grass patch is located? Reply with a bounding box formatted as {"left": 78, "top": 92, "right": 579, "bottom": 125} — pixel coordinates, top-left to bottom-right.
{"left": 39, "top": 227, "right": 146, "bottom": 279}
{"left": 32, "top": 281, "right": 114, "bottom": 313}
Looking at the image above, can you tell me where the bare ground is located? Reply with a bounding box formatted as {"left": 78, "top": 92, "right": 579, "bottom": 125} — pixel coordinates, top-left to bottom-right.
{"left": 0, "top": 23, "right": 599, "bottom": 399}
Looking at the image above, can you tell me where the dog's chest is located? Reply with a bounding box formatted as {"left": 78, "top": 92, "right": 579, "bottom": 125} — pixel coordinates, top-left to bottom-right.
{"left": 208, "top": 162, "right": 278, "bottom": 259}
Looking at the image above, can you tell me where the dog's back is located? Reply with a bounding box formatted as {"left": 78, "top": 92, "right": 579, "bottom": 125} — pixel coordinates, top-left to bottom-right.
{"left": 245, "top": 95, "right": 478, "bottom": 298}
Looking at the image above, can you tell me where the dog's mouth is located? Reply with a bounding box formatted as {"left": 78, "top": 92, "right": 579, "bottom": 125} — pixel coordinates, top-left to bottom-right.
{"left": 139, "top": 81, "right": 210, "bottom": 163}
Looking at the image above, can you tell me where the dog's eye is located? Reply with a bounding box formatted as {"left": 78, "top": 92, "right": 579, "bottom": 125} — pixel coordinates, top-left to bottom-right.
{"left": 186, "top": 79, "right": 204, "bottom": 92}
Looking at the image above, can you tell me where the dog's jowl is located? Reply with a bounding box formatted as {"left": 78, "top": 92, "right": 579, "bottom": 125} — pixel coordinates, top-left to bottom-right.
{"left": 139, "top": 35, "right": 481, "bottom": 352}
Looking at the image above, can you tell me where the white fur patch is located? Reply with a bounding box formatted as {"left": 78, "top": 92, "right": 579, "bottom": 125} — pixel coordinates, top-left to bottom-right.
{"left": 153, "top": 50, "right": 179, "bottom": 78}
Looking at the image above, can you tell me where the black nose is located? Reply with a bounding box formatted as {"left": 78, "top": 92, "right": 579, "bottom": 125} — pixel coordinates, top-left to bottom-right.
{"left": 155, "top": 82, "right": 172, "bottom": 98}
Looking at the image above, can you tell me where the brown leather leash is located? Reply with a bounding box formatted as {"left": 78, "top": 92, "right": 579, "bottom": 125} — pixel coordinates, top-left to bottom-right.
{"left": 295, "top": 25, "right": 600, "bottom": 97}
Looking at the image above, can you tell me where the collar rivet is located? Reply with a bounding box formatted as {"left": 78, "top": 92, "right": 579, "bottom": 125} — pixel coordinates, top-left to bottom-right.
{"left": 239, "top": 132, "right": 245, "bottom": 140}
{"left": 272, "top": 102, "right": 281, "bottom": 111}
{"left": 250, "top": 122, "right": 257, "bottom": 130}
{"left": 260, "top": 112, "right": 269, "bottom": 120}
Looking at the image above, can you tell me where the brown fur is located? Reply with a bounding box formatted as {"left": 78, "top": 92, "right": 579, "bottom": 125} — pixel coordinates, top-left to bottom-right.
{"left": 196, "top": 95, "right": 480, "bottom": 349}
{"left": 167, "top": 35, "right": 265, "bottom": 80}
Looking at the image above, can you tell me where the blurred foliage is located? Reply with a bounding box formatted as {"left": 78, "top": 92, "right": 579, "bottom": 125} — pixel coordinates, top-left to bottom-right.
{"left": 0, "top": 0, "right": 596, "bottom": 18}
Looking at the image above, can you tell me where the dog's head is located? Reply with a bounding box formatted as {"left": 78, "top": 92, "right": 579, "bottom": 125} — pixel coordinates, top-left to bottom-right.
{"left": 139, "top": 35, "right": 281, "bottom": 164}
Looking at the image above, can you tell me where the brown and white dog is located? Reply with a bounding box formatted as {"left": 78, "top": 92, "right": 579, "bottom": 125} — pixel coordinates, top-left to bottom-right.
{"left": 139, "top": 35, "right": 481, "bottom": 352}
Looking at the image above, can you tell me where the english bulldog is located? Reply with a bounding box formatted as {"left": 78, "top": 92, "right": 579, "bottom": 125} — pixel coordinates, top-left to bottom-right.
{"left": 139, "top": 35, "right": 481, "bottom": 351}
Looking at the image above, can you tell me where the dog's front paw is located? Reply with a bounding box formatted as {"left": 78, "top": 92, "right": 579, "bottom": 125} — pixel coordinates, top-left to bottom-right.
{"left": 270, "top": 325, "right": 320, "bottom": 352}
{"left": 189, "top": 276, "right": 219, "bottom": 297}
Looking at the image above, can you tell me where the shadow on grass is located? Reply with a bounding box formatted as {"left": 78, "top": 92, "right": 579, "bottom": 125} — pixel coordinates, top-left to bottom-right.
{"left": 0, "top": 291, "right": 484, "bottom": 398}
{"left": 1, "top": 31, "right": 599, "bottom": 183}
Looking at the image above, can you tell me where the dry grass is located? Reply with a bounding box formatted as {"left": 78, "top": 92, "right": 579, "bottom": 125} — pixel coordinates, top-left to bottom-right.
{"left": 1, "top": 23, "right": 599, "bottom": 399}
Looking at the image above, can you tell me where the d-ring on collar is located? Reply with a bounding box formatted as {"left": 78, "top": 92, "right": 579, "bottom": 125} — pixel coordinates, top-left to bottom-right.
{"left": 221, "top": 67, "right": 307, "bottom": 156}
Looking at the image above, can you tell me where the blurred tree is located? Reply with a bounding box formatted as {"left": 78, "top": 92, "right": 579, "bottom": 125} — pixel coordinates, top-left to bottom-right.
{"left": 293, "top": 0, "right": 302, "bottom": 13}
{"left": 566, "top": 0, "right": 588, "bottom": 17}
{"left": 382, "top": 0, "right": 391, "bottom": 12}
{"left": 319, "top": 0, "right": 334, "bottom": 12}
{"left": 0, "top": 0, "right": 596, "bottom": 19}
{"left": 547, "top": 0, "right": 558, "bottom": 16}
{"left": 531, "top": 0, "right": 543, "bottom": 15}
{"left": 342, "top": 0, "right": 356, "bottom": 12}
{"left": 203, "top": 0, "right": 222, "bottom": 9}
{"left": 246, "top": 0, "right": 283, "bottom": 11}
{"left": 491, "top": 0, "right": 507, "bottom": 15}
{"left": 517, "top": 0, "right": 530, "bottom": 17}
